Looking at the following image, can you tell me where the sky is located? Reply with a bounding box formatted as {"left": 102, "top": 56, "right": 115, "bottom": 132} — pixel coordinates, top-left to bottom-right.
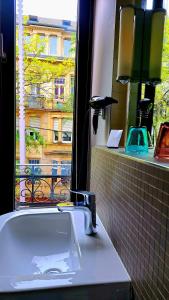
{"left": 22, "top": 0, "right": 78, "bottom": 21}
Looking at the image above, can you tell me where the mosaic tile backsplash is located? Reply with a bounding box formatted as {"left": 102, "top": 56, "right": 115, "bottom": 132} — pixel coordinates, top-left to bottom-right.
{"left": 91, "top": 147, "right": 169, "bottom": 300}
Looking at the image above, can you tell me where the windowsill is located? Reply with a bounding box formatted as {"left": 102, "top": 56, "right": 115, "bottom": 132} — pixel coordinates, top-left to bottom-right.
{"left": 96, "top": 146, "right": 169, "bottom": 171}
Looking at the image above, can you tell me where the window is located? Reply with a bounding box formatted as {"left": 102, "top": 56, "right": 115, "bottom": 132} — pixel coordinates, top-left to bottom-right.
{"left": 61, "top": 160, "right": 71, "bottom": 176}
{"left": 62, "top": 119, "right": 72, "bottom": 143}
{"left": 15, "top": 0, "right": 78, "bottom": 209}
{"left": 37, "top": 34, "right": 46, "bottom": 55}
{"left": 54, "top": 78, "right": 65, "bottom": 99}
{"left": 29, "top": 160, "right": 41, "bottom": 175}
{"left": 64, "top": 39, "right": 71, "bottom": 57}
{"left": 30, "top": 84, "right": 40, "bottom": 95}
{"left": 29, "top": 159, "right": 40, "bottom": 164}
{"left": 52, "top": 160, "right": 58, "bottom": 175}
{"left": 153, "top": 6, "right": 169, "bottom": 140}
{"left": 28, "top": 117, "right": 40, "bottom": 139}
{"left": 53, "top": 118, "right": 59, "bottom": 142}
{"left": 29, "top": 116, "right": 40, "bottom": 131}
{"left": 49, "top": 36, "right": 57, "bottom": 56}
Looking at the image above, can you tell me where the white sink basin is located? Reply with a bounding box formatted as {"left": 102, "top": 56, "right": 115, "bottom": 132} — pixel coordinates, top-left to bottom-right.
{"left": 0, "top": 211, "right": 80, "bottom": 278}
{"left": 0, "top": 208, "right": 130, "bottom": 294}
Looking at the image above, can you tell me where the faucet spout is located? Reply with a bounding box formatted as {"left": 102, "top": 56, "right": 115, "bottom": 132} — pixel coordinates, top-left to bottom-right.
{"left": 58, "top": 190, "right": 97, "bottom": 235}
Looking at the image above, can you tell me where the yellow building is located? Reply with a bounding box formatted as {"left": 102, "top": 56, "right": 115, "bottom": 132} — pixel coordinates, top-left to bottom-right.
{"left": 16, "top": 16, "right": 76, "bottom": 176}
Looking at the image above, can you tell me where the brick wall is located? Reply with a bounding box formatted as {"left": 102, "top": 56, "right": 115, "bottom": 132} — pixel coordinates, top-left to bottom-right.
{"left": 91, "top": 147, "right": 169, "bottom": 300}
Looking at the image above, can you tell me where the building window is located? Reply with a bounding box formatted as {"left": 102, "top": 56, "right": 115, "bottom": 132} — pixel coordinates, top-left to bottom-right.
{"left": 30, "top": 84, "right": 40, "bottom": 95}
{"left": 64, "top": 39, "right": 71, "bottom": 57}
{"left": 54, "top": 78, "right": 65, "bottom": 99}
{"left": 53, "top": 118, "right": 59, "bottom": 142}
{"left": 28, "top": 116, "right": 40, "bottom": 139}
{"left": 37, "top": 34, "right": 46, "bottom": 55}
{"left": 29, "top": 116, "right": 40, "bottom": 131}
{"left": 29, "top": 160, "right": 41, "bottom": 175}
{"left": 52, "top": 160, "right": 58, "bottom": 175}
{"left": 29, "top": 159, "right": 40, "bottom": 164}
{"left": 62, "top": 119, "right": 72, "bottom": 143}
{"left": 49, "top": 36, "right": 57, "bottom": 56}
{"left": 61, "top": 160, "right": 71, "bottom": 176}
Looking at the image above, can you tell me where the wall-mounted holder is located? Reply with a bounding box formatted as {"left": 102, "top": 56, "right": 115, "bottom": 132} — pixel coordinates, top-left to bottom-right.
{"left": 116, "top": 5, "right": 166, "bottom": 85}
{"left": 89, "top": 96, "right": 118, "bottom": 135}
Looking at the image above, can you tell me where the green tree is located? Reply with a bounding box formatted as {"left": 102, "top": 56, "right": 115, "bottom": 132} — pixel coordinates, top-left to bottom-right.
{"left": 154, "top": 16, "right": 169, "bottom": 137}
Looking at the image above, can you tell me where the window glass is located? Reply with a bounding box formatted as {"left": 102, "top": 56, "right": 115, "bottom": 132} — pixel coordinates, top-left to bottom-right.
{"left": 52, "top": 160, "right": 58, "bottom": 175}
{"left": 61, "top": 160, "right": 71, "bottom": 176}
{"left": 53, "top": 118, "right": 59, "bottom": 142}
{"left": 153, "top": 6, "right": 169, "bottom": 139}
{"left": 64, "top": 39, "right": 71, "bottom": 57}
{"left": 37, "top": 34, "right": 46, "bottom": 54}
{"left": 49, "top": 36, "right": 57, "bottom": 56}
{"left": 62, "top": 119, "right": 72, "bottom": 142}
{"left": 29, "top": 160, "right": 41, "bottom": 175}
{"left": 54, "top": 78, "right": 65, "bottom": 99}
{"left": 16, "top": 0, "right": 77, "bottom": 206}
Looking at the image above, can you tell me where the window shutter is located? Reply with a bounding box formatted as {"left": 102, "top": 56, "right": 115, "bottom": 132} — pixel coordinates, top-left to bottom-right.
{"left": 62, "top": 119, "right": 72, "bottom": 132}
{"left": 30, "top": 117, "right": 40, "bottom": 131}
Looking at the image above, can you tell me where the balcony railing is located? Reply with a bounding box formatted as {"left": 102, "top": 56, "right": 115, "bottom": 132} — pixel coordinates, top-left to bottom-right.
{"left": 15, "top": 164, "right": 71, "bottom": 207}
{"left": 16, "top": 95, "right": 66, "bottom": 111}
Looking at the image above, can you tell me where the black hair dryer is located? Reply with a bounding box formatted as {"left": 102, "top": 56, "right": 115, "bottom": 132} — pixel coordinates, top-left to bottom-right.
{"left": 89, "top": 96, "right": 118, "bottom": 134}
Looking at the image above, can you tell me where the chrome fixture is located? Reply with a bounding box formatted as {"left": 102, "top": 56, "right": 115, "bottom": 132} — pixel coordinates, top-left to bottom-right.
{"left": 57, "top": 190, "right": 97, "bottom": 235}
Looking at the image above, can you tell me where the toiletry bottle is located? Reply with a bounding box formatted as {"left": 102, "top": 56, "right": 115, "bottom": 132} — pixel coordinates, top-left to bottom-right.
{"left": 154, "top": 122, "right": 169, "bottom": 161}
{"left": 125, "top": 99, "right": 150, "bottom": 155}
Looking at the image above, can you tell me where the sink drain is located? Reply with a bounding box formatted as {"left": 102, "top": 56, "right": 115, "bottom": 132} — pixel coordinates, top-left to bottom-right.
{"left": 44, "top": 268, "right": 62, "bottom": 275}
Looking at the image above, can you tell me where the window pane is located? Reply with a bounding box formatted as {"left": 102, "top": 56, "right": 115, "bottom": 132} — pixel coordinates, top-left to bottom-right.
{"left": 64, "top": 39, "right": 71, "bottom": 57}
{"left": 49, "top": 36, "right": 57, "bottom": 56}
{"left": 54, "top": 78, "right": 65, "bottom": 99}
{"left": 61, "top": 160, "right": 71, "bottom": 176}
{"left": 153, "top": 9, "right": 169, "bottom": 140}
{"left": 16, "top": 0, "right": 77, "bottom": 207}
{"left": 38, "top": 34, "right": 45, "bottom": 54}
{"left": 62, "top": 132, "right": 72, "bottom": 142}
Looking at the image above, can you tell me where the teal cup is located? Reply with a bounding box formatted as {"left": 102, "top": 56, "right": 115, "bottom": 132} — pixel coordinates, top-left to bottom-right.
{"left": 125, "top": 126, "right": 149, "bottom": 155}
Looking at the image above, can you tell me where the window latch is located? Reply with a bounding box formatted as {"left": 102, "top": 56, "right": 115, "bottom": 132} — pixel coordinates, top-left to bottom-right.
{"left": 0, "top": 33, "right": 7, "bottom": 63}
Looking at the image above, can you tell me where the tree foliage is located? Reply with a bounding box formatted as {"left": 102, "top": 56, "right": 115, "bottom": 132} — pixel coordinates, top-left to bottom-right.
{"left": 154, "top": 16, "right": 169, "bottom": 137}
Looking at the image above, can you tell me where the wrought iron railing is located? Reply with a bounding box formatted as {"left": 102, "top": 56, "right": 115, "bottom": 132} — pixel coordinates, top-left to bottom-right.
{"left": 15, "top": 164, "right": 71, "bottom": 207}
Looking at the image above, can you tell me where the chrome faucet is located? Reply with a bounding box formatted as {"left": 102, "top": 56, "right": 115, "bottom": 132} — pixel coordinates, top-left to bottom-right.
{"left": 57, "top": 190, "right": 97, "bottom": 235}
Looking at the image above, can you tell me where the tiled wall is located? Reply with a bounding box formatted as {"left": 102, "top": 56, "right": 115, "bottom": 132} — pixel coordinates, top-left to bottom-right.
{"left": 91, "top": 147, "right": 169, "bottom": 300}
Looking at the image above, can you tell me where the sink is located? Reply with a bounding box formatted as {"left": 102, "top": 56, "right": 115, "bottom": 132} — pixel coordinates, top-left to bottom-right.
{"left": 0, "top": 211, "right": 80, "bottom": 278}
{"left": 0, "top": 208, "right": 130, "bottom": 295}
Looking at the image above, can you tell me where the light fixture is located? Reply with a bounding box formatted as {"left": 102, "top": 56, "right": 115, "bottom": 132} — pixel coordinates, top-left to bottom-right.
{"left": 116, "top": 5, "right": 166, "bottom": 86}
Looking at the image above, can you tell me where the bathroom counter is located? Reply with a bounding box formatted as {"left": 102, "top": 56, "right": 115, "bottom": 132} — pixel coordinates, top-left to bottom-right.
{"left": 101, "top": 147, "right": 169, "bottom": 170}
{"left": 0, "top": 208, "right": 130, "bottom": 296}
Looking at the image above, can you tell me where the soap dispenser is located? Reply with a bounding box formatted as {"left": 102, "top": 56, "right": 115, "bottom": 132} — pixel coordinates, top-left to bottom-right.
{"left": 154, "top": 122, "right": 169, "bottom": 161}
{"left": 125, "top": 99, "right": 151, "bottom": 155}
